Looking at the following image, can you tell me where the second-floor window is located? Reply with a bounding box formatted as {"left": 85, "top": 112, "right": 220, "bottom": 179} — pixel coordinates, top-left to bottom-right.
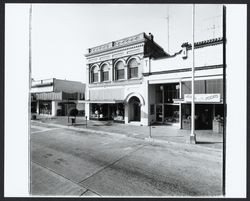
{"left": 101, "top": 64, "right": 109, "bottom": 82}
{"left": 128, "top": 58, "right": 138, "bottom": 79}
{"left": 91, "top": 66, "right": 98, "bottom": 83}
{"left": 115, "top": 61, "right": 125, "bottom": 80}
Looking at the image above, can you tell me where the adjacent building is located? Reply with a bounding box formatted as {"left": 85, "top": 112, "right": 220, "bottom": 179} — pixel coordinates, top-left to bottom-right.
{"left": 31, "top": 78, "right": 85, "bottom": 116}
{"left": 84, "top": 32, "right": 224, "bottom": 132}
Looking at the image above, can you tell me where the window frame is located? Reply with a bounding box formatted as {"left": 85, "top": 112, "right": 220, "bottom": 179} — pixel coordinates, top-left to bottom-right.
{"left": 90, "top": 66, "right": 99, "bottom": 83}
{"left": 101, "top": 64, "right": 109, "bottom": 82}
{"left": 115, "top": 61, "right": 125, "bottom": 80}
{"left": 128, "top": 58, "right": 139, "bottom": 79}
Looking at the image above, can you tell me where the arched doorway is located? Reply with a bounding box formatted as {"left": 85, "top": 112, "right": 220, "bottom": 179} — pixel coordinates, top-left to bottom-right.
{"left": 128, "top": 96, "right": 141, "bottom": 122}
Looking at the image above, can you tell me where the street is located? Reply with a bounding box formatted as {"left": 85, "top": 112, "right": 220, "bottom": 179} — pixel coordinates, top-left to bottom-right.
{"left": 30, "top": 121, "right": 223, "bottom": 197}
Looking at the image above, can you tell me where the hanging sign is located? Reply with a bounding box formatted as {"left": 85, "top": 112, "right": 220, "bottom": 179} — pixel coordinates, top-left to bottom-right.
{"left": 184, "top": 94, "right": 221, "bottom": 103}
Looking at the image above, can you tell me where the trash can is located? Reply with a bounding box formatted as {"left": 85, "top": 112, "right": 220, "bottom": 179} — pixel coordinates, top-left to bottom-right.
{"left": 31, "top": 114, "right": 36, "bottom": 120}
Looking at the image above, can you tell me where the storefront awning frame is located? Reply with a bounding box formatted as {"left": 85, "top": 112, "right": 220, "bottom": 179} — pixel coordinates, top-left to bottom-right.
{"left": 79, "top": 100, "right": 124, "bottom": 104}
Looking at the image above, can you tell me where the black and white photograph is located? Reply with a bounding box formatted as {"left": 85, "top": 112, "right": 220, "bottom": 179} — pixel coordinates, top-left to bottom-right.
{"left": 4, "top": 3, "right": 247, "bottom": 198}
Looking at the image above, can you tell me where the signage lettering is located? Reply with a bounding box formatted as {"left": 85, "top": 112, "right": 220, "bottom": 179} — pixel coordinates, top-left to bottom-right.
{"left": 184, "top": 94, "right": 221, "bottom": 102}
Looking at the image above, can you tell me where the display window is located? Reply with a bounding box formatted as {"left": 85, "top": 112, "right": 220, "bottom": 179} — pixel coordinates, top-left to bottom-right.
{"left": 90, "top": 103, "right": 124, "bottom": 122}
{"left": 39, "top": 101, "right": 52, "bottom": 115}
{"left": 164, "top": 105, "right": 179, "bottom": 123}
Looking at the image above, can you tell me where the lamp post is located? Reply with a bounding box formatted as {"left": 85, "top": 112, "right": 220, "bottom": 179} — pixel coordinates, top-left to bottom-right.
{"left": 190, "top": 4, "right": 196, "bottom": 144}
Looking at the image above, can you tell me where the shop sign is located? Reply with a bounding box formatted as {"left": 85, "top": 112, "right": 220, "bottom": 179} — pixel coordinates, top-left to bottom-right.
{"left": 184, "top": 94, "right": 221, "bottom": 102}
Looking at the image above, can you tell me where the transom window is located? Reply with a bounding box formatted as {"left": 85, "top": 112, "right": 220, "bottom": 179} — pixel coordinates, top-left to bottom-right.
{"left": 115, "top": 61, "right": 125, "bottom": 80}
{"left": 128, "top": 58, "right": 138, "bottom": 79}
{"left": 91, "top": 66, "right": 98, "bottom": 83}
{"left": 101, "top": 64, "right": 109, "bottom": 82}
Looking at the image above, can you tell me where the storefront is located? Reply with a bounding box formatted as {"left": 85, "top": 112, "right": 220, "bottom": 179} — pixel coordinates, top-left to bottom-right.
{"left": 181, "top": 94, "right": 224, "bottom": 132}
{"left": 154, "top": 83, "right": 181, "bottom": 126}
{"left": 90, "top": 103, "right": 125, "bottom": 122}
{"left": 179, "top": 79, "right": 224, "bottom": 132}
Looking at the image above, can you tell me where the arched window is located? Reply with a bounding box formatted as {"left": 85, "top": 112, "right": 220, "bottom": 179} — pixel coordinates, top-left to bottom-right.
{"left": 128, "top": 58, "right": 138, "bottom": 79}
{"left": 91, "top": 66, "right": 98, "bottom": 83}
{"left": 115, "top": 61, "right": 125, "bottom": 80}
{"left": 101, "top": 64, "right": 109, "bottom": 82}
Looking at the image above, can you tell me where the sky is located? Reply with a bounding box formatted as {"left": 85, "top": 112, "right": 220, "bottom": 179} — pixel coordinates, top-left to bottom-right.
{"left": 30, "top": 4, "right": 223, "bottom": 83}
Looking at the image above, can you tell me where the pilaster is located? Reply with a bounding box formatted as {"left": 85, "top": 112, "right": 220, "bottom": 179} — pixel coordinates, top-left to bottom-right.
{"left": 124, "top": 64, "right": 128, "bottom": 80}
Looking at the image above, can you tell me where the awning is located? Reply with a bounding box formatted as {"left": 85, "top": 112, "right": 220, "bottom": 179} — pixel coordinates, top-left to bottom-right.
{"left": 35, "top": 92, "right": 79, "bottom": 101}
{"left": 79, "top": 100, "right": 124, "bottom": 104}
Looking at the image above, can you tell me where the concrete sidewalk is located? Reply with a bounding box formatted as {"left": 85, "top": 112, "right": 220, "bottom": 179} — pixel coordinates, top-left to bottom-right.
{"left": 32, "top": 115, "right": 223, "bottom": 150}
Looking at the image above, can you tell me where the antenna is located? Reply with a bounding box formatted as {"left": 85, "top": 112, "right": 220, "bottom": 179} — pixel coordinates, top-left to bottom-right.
{"left": 165, "top": 5, "right": 170, "bottom": 53}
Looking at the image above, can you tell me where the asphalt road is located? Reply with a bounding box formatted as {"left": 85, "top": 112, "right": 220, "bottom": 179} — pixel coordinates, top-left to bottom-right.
{"left": 30, "top": 121, "right": 223, "bottom": 197}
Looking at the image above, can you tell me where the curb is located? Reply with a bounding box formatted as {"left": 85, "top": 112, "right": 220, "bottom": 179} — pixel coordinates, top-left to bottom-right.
{"left": 32, "top": 120, "right": 129, "bottom": 139}
{"left": 31, "top": 120, "right": 222, "bottom": 152}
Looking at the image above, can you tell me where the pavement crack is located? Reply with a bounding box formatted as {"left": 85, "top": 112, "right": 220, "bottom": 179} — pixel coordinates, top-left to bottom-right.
{"left": 79, "top": 189, "right": 88, "bottom": 196}
{"left": 77, "top": 143, "right": 146, "bottom": 184}
{"left": 31, "top": 161, "right": 86, "bottom": 193}
{"left": 32, "top": 160, "right": 102, "bottom": 196}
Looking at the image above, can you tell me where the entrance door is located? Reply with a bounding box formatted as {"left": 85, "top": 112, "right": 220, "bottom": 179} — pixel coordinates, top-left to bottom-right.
{"left": 196, "top": 104, "right": 213, "bottom": 129}
{"left": 129, "top": 96, "right": 141, "bottom": 122}
{"left": 156, "top": 104, "right": 163, "bottom": 122}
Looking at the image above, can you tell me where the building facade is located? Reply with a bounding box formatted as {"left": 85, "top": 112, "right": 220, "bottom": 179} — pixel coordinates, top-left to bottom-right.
{"left": 31, "top": 78, "right": 85, "bottom": 116}
{"left": 84, "top": 33, "right": 224, "bottom": 132}
{"left": 84, "top": 33, "right": 167, "bottom": 125}
{"left": 147, "top": 37, "right": 224, "bottom": 131}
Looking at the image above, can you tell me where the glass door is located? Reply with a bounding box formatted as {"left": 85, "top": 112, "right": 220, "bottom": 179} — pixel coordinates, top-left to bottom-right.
{"left": 156, "top": 104, "right": 163, "bottom": 122}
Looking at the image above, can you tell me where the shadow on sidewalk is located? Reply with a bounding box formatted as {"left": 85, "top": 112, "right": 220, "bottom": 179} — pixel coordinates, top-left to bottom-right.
{"left": 196, "top": 141, "right": 223, "bottom": 144}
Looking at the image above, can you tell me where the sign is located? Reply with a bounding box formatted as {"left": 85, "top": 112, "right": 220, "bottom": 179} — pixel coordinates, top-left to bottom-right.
{"left": 184, "top": 94, "right": 221, "bottom": 103}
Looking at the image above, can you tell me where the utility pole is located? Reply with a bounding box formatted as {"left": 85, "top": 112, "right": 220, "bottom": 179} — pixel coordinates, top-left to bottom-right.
{"left": 190, "top": 4, "right": 196, "bottom": 144}
{"left": 29, "top": 5, "right": 32, "bottom": 102}
{"left": 28, "top": 4, "right": 32, "bottom": 194}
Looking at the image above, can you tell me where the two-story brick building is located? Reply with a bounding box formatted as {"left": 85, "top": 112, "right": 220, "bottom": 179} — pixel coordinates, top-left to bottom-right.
{"left": 84, "top": 33, "right": 224, "bottom": 132}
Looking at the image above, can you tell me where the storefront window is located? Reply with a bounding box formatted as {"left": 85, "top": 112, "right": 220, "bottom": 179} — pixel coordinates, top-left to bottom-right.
{"left": 112, "top": 103, "right": 124, "bottom": 121}
{"left": 91, "top": 104, "right": 108, "bottom": 119}
{"left": 164, "top": 83, "right": 180, "bottom": 103}
{"left": 156, "top": 86, "right": 163, "bottom": 104}
{"left": 90, "top": 103, "right": 124, "bottom": 122}
{"left": 164, "top": 105, "right": 179, "bottom": 123}
{"left": 39, "top": 101, "right": 52, "bottom": 115}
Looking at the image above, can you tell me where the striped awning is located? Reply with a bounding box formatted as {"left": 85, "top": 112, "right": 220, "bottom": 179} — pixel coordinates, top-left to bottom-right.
{"left": 36, "top": 92, "right": 79, "bottom": 101}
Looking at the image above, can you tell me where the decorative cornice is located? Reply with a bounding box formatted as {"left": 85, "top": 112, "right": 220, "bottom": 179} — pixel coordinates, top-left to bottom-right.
{"left": 182, "top": 37, "right": 224, "bottom": 50}
{"left": 85, "top": 32, "right": 167, "bottom": 59}
{"left": 86, "top": 33, "right": 145, "bottom": 56}
{"left": 86, "top": 43, "right": 144, "bottom": 63}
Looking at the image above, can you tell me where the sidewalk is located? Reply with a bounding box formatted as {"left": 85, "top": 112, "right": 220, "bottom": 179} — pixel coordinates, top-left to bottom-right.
{"left": 32, "top": 115, "right": 223, "bottom": 150}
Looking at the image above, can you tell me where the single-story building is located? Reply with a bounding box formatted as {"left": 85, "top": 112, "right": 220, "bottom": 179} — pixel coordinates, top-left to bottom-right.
{"left": 31, "top": 78, "right": 85, "bottom": 116}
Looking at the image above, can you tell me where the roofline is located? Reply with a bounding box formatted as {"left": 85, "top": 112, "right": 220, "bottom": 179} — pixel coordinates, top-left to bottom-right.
{"left": 85, "top": 32, "right": 167, "bottom": 57}
{"left": 153, "top": 37, "right": 223, "bottom": 61}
